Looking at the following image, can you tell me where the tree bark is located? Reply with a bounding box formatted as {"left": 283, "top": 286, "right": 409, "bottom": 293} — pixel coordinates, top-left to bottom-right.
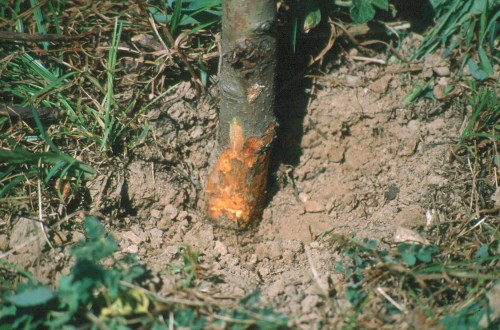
{"left": 205, "top": 0, "right": 277, "bottom": 227}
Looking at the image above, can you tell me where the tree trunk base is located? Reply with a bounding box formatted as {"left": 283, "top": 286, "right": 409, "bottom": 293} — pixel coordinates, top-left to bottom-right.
{"left": 205, "top": 119, "right": 275, "bottom": 227}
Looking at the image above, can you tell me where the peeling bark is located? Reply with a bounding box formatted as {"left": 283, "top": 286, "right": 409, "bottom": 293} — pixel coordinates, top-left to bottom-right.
{"left": 205, "top": 0, "right": 277, "bottom": 227}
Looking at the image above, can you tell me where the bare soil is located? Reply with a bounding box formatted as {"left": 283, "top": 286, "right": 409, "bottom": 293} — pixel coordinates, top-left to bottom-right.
{"left": 3, "top": 38, "right": 474, "bottom": 328}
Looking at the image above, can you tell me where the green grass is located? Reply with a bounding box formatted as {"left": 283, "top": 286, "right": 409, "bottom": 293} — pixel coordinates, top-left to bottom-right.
{"left": 458, "top": 82, "right": 499, "bottom": 148}
{"left": 331, "top": 217, "right": 499, "bottom": 329}
{"left": 414, "top": 0, "right": 498, "bottom": 81}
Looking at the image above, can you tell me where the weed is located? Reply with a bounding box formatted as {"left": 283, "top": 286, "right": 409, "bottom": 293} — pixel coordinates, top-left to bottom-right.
{"left": 168, "top": 245, "right": 201, "bottom": 288}
{"left": 332, "top": 221, "right": 499, "bottom": 329}
{"left": 0, "top": 217, "right": 289, "bottom": 329}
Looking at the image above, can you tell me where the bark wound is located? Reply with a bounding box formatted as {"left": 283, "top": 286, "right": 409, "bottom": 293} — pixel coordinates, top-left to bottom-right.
{"left": 206, "top": 120, "right": 275, "bottom": 227}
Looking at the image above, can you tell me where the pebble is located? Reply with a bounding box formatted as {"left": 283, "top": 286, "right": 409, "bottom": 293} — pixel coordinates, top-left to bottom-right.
{"left": 214, "top": 240, "right": 228, "bottom": 256}
{"left": 163, "top": 204, "right": 179, "bottom": 220}
{"left": 248, "top": 253, "right": 258, "bottom": 265}
{"left": 346, "top": 75, "right": 360, "bottom": 86}
{"left": 122, "top": 230, "right": 143, "bottom": 245}
{"left": 370, "top": 74, "right": 392, "bottom": 94}
{"left": 433, "top": 66, "right": 450, "bottom": 77}
{"left": 0, "top": 234, "right": 8, "bottom": 251}
{"left": 394, "top": 226, "right": 430, "bottom": 245}
{"left": 125, "top": 244, "right": 138, "bottom": 253}
{"left": 150, "top": 209, "right": 161, "bottom": 219}
{"left": 304, "top": 201, "right": 325, "bottom": 213}
{"left": 327, "top": 144, "right": 345, "bottom": 163}
{"left": 301, "top": 295, "right": 320, "bottom": 313}
{"left": 268, "top": 280, "right": 285, "bottom": 297}
{"left": 72, "top": 231, "right": 85, "bottom": 243}
{"left": 258, "top": 266, "right": 271, "bottom": 277}
{"left": 149, "top": 228, "right": 163, "bottom": 247}
{"left": 309, "top": 241, "right": 320, "bottom": 249}
{"left": 299, "top": 192, "right": 309, "bottom": 203}
{"left": 284, "top": 285, "right": 298, "bottom": 299}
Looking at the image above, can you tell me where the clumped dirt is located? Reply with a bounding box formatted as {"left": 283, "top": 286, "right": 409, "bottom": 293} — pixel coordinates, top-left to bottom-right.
{"left": 3, "top": 39, "right": 473, "bottom": 327}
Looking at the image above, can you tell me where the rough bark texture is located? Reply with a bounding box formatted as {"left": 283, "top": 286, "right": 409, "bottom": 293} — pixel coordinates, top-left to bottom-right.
{"left": 205, "top": 0, "right": 277, "bottom": 227}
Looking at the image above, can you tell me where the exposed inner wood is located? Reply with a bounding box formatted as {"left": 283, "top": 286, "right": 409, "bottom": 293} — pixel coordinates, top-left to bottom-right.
{"left": 205, "top": 119, "right": 275, "bottom": 227}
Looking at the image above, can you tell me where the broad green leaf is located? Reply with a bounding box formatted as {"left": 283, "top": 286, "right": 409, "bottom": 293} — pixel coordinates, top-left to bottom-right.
{"left": 471, "top": 0, "right": 487, "bottom": 14}
{"left": 0, "top": 305, "right": 16, "bottom": 318}
{"left": 350, "top": 0, "right": 376, "bottom": 24}
{"left": 372, "top": 0, "right": 389, "bottom": 11}
{"left": 474, "top": 244, "right": 490, "bottom": 259}
{"left": 301, "top": 0, "right": 321, "bottom": 33}
{"left": 149, "top": 7, "right": 167, "bottom": 23}
{"left": 478, "top": 47, "right": 494, "bottom": 76}
{"left": 7, "top": 287, "right": 54, "bottom": 307}
{"left": 416, "top": 246, "right": 438, "bottom": 263}
{"left": 401, "top": 252, "right": 417, "bottom": 266}
{"left": 467, "top": 58, "right": 488, "bottom": 80}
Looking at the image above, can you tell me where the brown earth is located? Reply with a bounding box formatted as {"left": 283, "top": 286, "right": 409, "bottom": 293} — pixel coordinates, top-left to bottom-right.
{"left": 2, "top": 36, "right": 477, "bottom": 328}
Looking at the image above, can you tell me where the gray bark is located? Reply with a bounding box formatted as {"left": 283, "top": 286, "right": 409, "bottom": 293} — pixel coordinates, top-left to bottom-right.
{"left": 218, "top": 0, "right": 277, "bottom": 147}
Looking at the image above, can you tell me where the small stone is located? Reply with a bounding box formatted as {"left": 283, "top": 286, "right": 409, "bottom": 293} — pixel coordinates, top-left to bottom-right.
{"left": 283, "top": 250, "right": 295, "bottom": 264}
{"left": 301, "top": 295, "right": 320, "bottom": 313}
{"left": 182, "top": 223, "right": 214, "bottom": 250}
{"left": 304, "top": 201, "right": 325, "bottom": 213}
{"left": 433, "top": 85, "right": 447, "bottom": 100}
{"left": 0, "top": 234, "right": 8, "bottom": 251}
{"left": 149, "top": 228, "right": 163, "bottom": 247}
{"left": 150, "top": 209, "right": 161, "bottom": 219}
{"left": 299, "top": 192, "right": 309, "bottom": 203}
{"left": 399, "top": 138, "right": 418, "bottom": 156}
{"left": 394, "top": 227, "right": 430, "bottom": 245}
{"left": 163, "top": 204, "right": 179, "bottom": 220}
{"left": 72, "top": 231, "right": 85, "bottom": 243}
{"left": 165, "top": 245, "right": 179, "bottom": 256}
{"left": 122, "top": 231, "right": 143, "bottom": 245}
{"left": 177, "top": 210, "right": 188, "bottom": 221}
{"left": 214, "top": 240, "right": 228, "bottom": 256}
{"left": 268, "top": 280, "right": 285, "bottom": 297}
{"left": 284, "top": 285, "right": 297, "bottom": 299}
{"left": 258, "top": 266, "right": 271, "bottom": 277}
{"left": 433, "top": 66, "right": 450, "bottom": 77}
{"left": 53, "top": 231, "right": 69, "bottom": 246}
{"left": 248, "top": 253, "right": 258, "bottom": 265}
{"left": 309, "top": 241, "right": 320, "bottom": 249}
{"left": 282, "top": 240, "right": 303, "bottom": 253}
{"left": 190, "top": 126, "right": 204, "bottom": 139}
{"left": 255, "top": 242, "right": 283, "bottom": 260}
{"left": 327, "top": 144, "right": 345, "bottom": 163}
{"left": 157, "top": 218, "right": 172, "bottom": 231}
{"left": 384, "top": 185, "right": 400, "bottom": 201}
{"left": 126, "top": 244, "right": 139, "bottom": 253}
{"left": 370, "top": 74, "right": 392, "bottom": 94}
{"left": 424, "top": 53, "right": 448, "bottom": 78}
{"left": 9, "top": 217, "right": 43, "bottom": 251}
{"left": 233, "top": 287, "right": 245, "bottom": 297}
{"left": 301, "top": 130, "right": 320, "bottom": 148}
{"left": 226, "top": 256, "right": 239, "bottom": 267}
{"left": 397, "top": 206, "right": 426, "bottom": 228}
{"left": 346, "top": 75, "right": 360, "bottom": 86}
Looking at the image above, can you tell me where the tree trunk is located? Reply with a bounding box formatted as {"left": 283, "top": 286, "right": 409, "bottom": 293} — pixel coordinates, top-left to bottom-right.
{"left": 205, "top": 0, "right": 277, "bottom": 227}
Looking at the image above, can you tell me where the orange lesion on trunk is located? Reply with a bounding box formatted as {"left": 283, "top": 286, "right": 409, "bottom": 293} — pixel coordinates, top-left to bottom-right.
{"left": 205, "top": 119, "right": 275, "bottom": 227}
